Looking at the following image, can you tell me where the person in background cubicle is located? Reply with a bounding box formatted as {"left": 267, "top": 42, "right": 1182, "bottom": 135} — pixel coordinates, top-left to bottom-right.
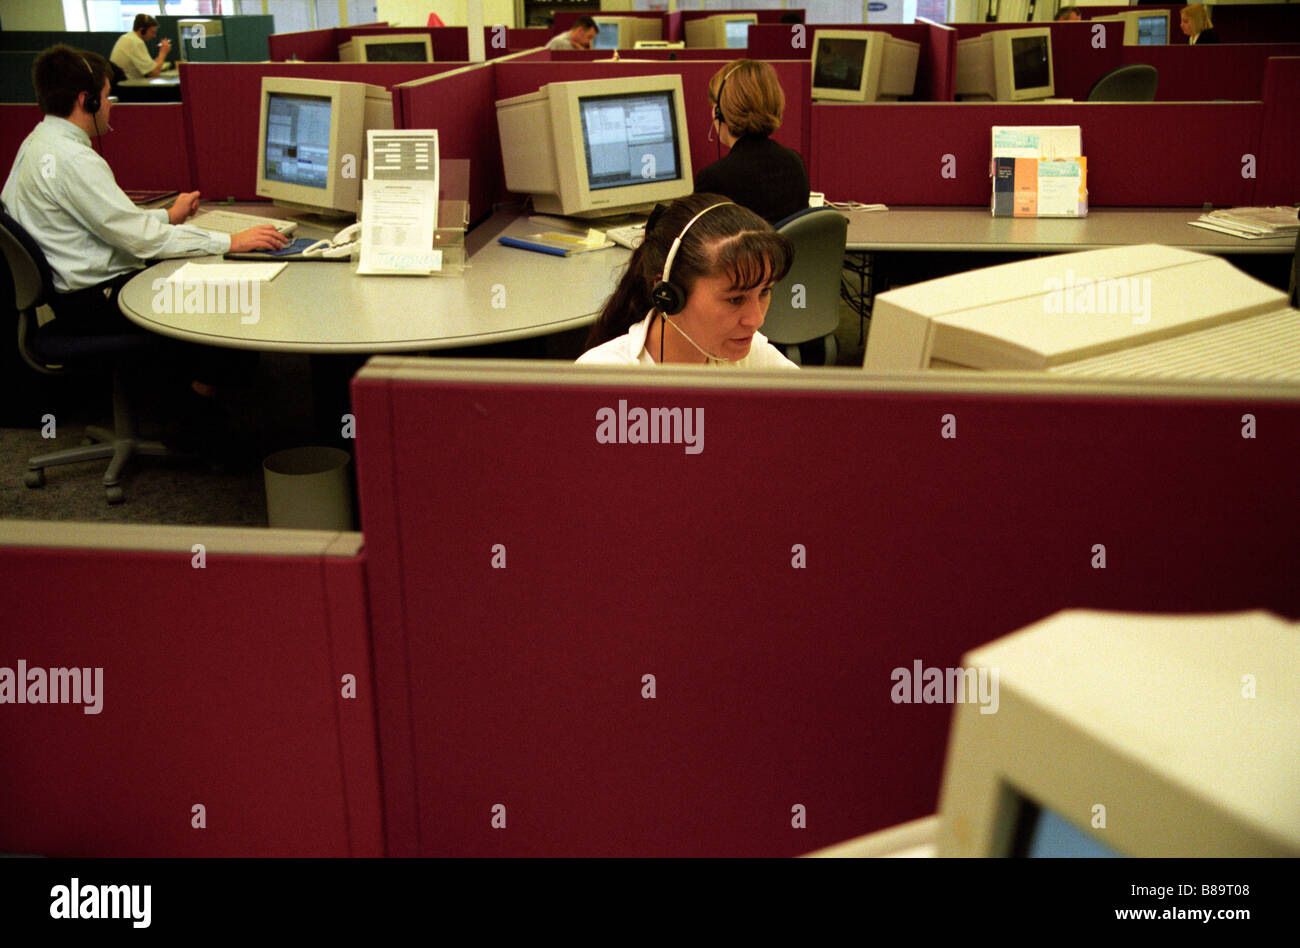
{"left": 1180, "top": 4, "right": 1220, "bottom": 44}
{"left": 546, "top": 16, "right": 599, "bottom": 51}
{"left": 1054, "top": 6, "right": 1083, "bottom": 22}
{"left": 694, "top": 60, "right": 810, "bottom": 226}
{"left": 3, "top": 47, "right": 288, "bottom": 461}
{"left": 578, "top": 194, "right": 797, "bottom": 368}
{"left": 110, "top": 13, "right": 172, "bottom": 80}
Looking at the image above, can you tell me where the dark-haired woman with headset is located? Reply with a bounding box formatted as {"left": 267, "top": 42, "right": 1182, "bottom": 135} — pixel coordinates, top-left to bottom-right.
{"left": 577, "top": 193, "right": 797, "bottom": 368}
{"left": 694, "top": 59, "right": 809, "bottom": 225}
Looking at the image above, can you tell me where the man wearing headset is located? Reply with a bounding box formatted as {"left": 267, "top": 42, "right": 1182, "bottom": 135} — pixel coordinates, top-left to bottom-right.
{"left": 3, "top": 47, "right": 286, "bottom": 309}
{"left": 3, "top": 46, "right": 286, "bottom": 452}
{"left": 110, "top": 13, "right": 172, "bottom": 80}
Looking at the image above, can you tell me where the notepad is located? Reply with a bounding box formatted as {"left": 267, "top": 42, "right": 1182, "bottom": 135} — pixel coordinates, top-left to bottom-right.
{"left": 168, "top": 262, "right": 287, "bottom": 283}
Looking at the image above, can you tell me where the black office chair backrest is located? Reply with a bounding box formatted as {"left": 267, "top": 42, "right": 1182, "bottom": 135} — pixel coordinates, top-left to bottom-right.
{"left": 1086, "top": 64, "right": 1158, "bottom": 103}
{"left": 0, "top": 202, "right": 52, "bottom": 314}
{"left": 763, "top": 206, "right": 848, "bottom": 347}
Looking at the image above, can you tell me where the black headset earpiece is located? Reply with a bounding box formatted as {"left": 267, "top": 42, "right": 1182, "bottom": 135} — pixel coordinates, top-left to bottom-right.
{"left": 712, "top": 64, "right": 740, "bottom": 127}
{"left": 650, "top": 202, "right": 735, "bottom": 317}
{"left": 80, "top": 56, "right": 100, "bottom": 114}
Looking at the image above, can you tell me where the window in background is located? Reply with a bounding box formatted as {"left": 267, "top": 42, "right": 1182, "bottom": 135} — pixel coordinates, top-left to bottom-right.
{"left": 257, "top": 0, "right": 313, "bottom": 32}
{"left": 85, "top": 1, "right": 163, "bottom": 32}
{"left": 313, "top": 0, "right": 339, "bottom": 28}
{"left": 347, "top": 0, "right": 379, "bottom": 25}
{"left": 916, "top": 0, "right": 947, "bottom": 22}
{"left": 161, "top": 0, "right": 209, "bottom": 16}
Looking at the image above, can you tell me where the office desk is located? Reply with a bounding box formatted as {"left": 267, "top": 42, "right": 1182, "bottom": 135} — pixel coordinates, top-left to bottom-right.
{"left": 118, "top": 210, "right": 630, "bottom": 353}
{"left": 844, "top": 206, "right": 1296, "bottom": 254}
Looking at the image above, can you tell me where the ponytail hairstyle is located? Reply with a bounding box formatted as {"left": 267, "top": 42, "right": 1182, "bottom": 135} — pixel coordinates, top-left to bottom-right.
{"left": 585, "top": 192, "right": 793, "bottom": 350}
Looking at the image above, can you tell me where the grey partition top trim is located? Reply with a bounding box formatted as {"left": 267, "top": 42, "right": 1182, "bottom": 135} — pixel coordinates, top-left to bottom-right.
{"left": 0, "top": 520, "right": 364, "bottom": 557}
{"left": 356, "top": 356, "right": 1300, "bottom": 403}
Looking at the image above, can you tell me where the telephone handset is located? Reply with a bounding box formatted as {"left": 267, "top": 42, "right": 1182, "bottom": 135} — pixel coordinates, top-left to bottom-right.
{"left": 303, "top": 222, "right": 360, "bottom": 259}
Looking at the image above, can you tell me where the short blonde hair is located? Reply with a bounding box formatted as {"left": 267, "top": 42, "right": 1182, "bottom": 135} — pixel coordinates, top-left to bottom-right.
{"left": 1182, "top": 4, "right": 1213, "bottom": 34}
{"left": 709, "top": 59, "right": 784, "bottom": 138}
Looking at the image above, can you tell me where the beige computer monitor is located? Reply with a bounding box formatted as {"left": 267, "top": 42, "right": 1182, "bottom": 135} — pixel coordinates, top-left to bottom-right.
{"left": 684, "top": 14, "right": 756, "bottom": 50}
{"left": 936, "top": 610, "right": 1300, "bottom": 857}
{"left": 955, "top": 27, "right": 1055, "bottom": 101}
{"left": 255, "top": 76, "right": 393, "bottom": 217}
{"left": 496, "top": 73, "right": 692, "bottom": 219}
{"left": 811, "top": 30, "right": 920, "bottom": 103}
{"left": 338, "top": 33, "right": 433, "bottom": 63}
{"left": 590, "top": 16, "right": 663, "bottom": 50}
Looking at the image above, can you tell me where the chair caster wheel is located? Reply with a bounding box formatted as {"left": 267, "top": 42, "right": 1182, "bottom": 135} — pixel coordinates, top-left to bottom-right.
{"left": 105, "top": 485, "right": 124, "bottom": 504}
{"left": 24, "top": 470, "right": 45, "bottom": 488}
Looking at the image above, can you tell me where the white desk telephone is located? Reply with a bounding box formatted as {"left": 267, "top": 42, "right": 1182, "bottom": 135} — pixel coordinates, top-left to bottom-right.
{"left": 302, "top": 222, "right": 360, "bottom": 259}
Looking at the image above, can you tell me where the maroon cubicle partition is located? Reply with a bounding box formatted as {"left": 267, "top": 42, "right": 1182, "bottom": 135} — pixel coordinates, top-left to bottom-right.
{"left": 0, "top": 103, "right": 189, "bottom": 193}
{"left": 809, "top": 101, "right": 1263, "bottom": 207}
{"left": 352, "top": 362, "right": 1300, "bottom": 856}
{"left": 1119, "top": 43, "right": 1300, "bottom": 101}
{"left": 0, "top": 533, "right": 382, "bottom": 857}
{"left": 1257, "top": 57, "right": 1300, "bottom": 205}
{"left": 181, "top": 62, "right": 457, "bottom": 201}
{"left": 1085, "top": 3, "right": 1300, "bottom": 44}
{"left": 268, "top": 26, "right": 542, "bottom": 63}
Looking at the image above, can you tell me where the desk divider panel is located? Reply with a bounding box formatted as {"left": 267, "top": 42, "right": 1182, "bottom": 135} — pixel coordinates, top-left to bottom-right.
{"left": 395, "top": 63, "right": 501, "bottom": 223}
{"left": 267, "top": 27, "right": 345, "bottom": 62}
{"left": 0, "top": 523, "right": 382, "bottom": 857}
{"left": 493, "top": 60, "right": 812, "bottom": 197}
{"left": 1256, "top": 57, "right": 1300, "bottom": 206}
{"left": 1119, "top": 44, "right": 1300, "bottom": 101}
{"left": 182, "top": 63, "right": 458, "bottom": 201}
{"left": 0, "top": 103, "right": 189, "bottom": 194}
{"left": 810, "top": 102, "right": 1262, "bottom": 207}
{"left": 549, "top": 49, "right": 741, "bottom": 62}
{"left": 351, "top": 360, "right": 1300, "bottom": 857}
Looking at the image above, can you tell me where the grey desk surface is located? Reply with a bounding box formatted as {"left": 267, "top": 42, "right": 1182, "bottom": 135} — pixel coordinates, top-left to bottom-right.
{"left": 118, "top": 208, "right": 630, "bottom": 353}
{"left": 118, "top": 76, "right": 180, "bottom": 87}
{"left": 844, "top": 206, "right": 1296, "bottom": 254}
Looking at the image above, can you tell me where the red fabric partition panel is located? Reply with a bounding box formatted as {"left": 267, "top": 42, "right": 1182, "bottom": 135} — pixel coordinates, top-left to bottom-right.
{"left": 493, "top": 60, "right": 812, "bottom": 197}
{"left": 352, "top": 364, "right": 1300, "bottom": 856}
{"left": 810, "top": 102, "right": 1261, "bottom": 207}
{"left": 182, "top": 63, "right": 458, "bottom": 201}
{"left": 666, "top": 12, "right": 683, "bottom": 43}
{"left": 267, "top": 28, "right": 342, "bottom": 62}
{"left": 0, "top": 539, "right": 382, "bottom": 857}
{"left": 925, "top": 21, "right": 957, "bottom": 102}
{"left": 1119, "top": 44, "right": 1300, "bottom": 102}
{"left": 494, "top": 27, "right": 550, "bottom": 54}
{"left": 397, "top": 65, "right": 499, "bottom": 222}
{"left": 549, "top": 49, "right": 748, "bottom": 62}
{"left": 1256, "top": 57, "right": 1300, "bottom": 205}
{"left": 0, "top": 104, "right": 190, "bottom": 193}
{"left": 1213, "top": 4, "right": 1300, "bottom": 44}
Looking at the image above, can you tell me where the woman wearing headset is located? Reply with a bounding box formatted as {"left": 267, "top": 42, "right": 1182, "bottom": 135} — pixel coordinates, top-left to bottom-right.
{"left": 577, "top": 194, "right": 797, "bottom": 368}
{"left": 694, "top": 59, "right": 810, "bottom": 225}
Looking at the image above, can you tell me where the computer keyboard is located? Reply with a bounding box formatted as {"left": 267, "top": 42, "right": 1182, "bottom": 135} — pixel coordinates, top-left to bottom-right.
{"left": 191, "top": 209, "right": 299, "bottom": 237}
{"left": 603, "top": 223, "right": 645, "bottom": 250}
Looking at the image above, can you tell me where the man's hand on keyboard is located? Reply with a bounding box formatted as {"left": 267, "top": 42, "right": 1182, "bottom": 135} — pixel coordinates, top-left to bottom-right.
{"left": 168, "top": 191, "right": 202, "bottom": 225}
{"left": 229, "top": 226, "right": 291, "bottom": 253}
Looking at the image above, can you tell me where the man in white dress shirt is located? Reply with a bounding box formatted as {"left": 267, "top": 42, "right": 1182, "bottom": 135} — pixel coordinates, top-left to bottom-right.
{"left": 110, "top": 13, "right": 172, "bottom": 81}
{"left": 2, "top": 46, "right": 286, "bottom": 457}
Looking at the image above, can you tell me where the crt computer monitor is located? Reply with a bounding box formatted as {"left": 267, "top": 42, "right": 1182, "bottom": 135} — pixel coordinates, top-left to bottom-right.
{"left": 590, "top": 16, "right": 661, "bottom": 50}
{"left": 338, "top": 33, "right": 433, "bottom": 62}
{"left": 255, "top": 76, "right": 394, "bottom": 218}
{"left": 954, "top": 28, "right": 1054, "bottom": 101}
{"left": 496, "top": 74, "right": 692, "bottom": 219}
{"left": 684, "top": 14, "right": 756, "bottom": 49}
{"left": 936, "top": 609, "right": 1300, "bottom": 857}
{"left": 810, "top": 30, "right": 920, "bottom": 102}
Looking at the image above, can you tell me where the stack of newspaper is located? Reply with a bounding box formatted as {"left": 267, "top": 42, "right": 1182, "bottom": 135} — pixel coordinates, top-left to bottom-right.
{"left": 1188, "top": 206, "right": 1300, "bottom": 239}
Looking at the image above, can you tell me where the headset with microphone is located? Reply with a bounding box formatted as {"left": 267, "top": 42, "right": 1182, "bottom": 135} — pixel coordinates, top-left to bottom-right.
{"left": 79, "top": 55, "right": 109, "bottom": 148}
{"left": 709, "top": 64, "right": 741, "bottom": 151}
{"left": 649, "top": 201, "right": 738, "bottom": 363}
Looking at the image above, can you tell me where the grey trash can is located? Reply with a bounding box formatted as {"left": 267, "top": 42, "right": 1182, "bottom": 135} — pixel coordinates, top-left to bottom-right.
{"left": 263, "top": 446, "right": 355, "bottom": 530}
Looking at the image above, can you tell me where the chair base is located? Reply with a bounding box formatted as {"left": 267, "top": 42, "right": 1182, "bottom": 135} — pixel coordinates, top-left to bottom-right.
{"left": 26, "top": 429, "right": 178, "bottom": 503}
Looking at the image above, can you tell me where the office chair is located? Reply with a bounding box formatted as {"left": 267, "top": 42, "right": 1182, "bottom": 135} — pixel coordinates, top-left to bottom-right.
{"left": 0, "top": 205, "right": 176, "bottom": 503}
{"left": 1086, "top": 64, "right": 1158, "bottom": 103}
{"left": 762, "top": 206, "right": 848, "bottom": 365}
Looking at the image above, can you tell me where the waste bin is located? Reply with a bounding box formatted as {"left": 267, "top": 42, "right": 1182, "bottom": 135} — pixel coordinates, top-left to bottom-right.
{"left": 263, "top": 446, "right": 355, "bottom": 530}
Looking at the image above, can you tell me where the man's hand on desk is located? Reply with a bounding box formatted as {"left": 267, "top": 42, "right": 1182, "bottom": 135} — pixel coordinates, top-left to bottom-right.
{"left": 229, "top": 226, "right": 291, "bottom": 253}
{"left": 168, "top": 191, "right": 201, "bottom": 224}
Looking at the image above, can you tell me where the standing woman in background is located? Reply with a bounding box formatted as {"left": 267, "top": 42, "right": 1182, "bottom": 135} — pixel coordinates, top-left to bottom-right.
{"left": 1180, "top": 5, "right": 1220, "bottom": 44}
{"left": 694, "top": 60, "right": 810, "bottom": 225}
